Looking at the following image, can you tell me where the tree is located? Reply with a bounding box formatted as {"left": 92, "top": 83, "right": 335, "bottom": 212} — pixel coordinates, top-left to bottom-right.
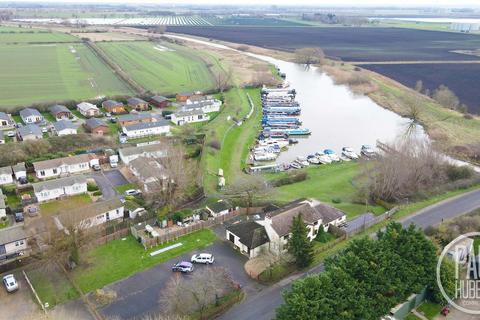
{"left": 414, "top": 80, "right": 423, "bottom": 92}
{"left": 287, "top": 214, "right": 313, "bottom": 268}
{"left": 294, "top": 47, "right": 325, "bottom": 65}
{"left": 224, "top": 175, "right": 270, "bottom": 214}
{"left": 213, "top": 68, "right": 233, "bottom": 93}
{"left": 154, "top": 25, "right": 167, "bottom": 34}
{"left": 433, "top": 84, "right": 460, "bottom": 110}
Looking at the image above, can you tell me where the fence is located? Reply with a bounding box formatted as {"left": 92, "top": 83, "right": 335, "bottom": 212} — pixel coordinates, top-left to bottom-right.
{"left": 346, "top": 207, "right": 398, "bottom": 237}
{"left": 23, "top": 270, "right": 47, "bottom": 314}
{"left": 138, "top": 210, "right": 242, "bottom": 249}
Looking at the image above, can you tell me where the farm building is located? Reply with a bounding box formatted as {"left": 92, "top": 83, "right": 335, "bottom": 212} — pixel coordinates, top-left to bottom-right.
{"left": 121, "top": 120, "right": 170, "bottom": 139}
{"left": 32, "top": 175, "right": 87, "bottom": 203}
{"left": 77, "top": 102, "right": 100, "bottom": 118}
{"left": 52, "top": 120, "right": 78, "bottom": 136}
{"left": 20, "top": 108, "right": 43, "bottom": 124}
{"left": 118, "top": 143, "right": 166, "bottom": 164}
{"left": 150, "top": 95, "right": 170, "bottom": 108}
{"left": 171, "top": 109, "right": 209, "bottom": 125}
{"left": 0, "top": 112, "right": 15, "bottom": 130}
{"left": 117, "top": 113, "right": 155, "bottom": 127}
{"left": 0, "top": 166, "right": 13, "bottom": 185}
{"left": 12, "top": 163, "right": 26, "bottom": 180}
{"left": 102, "top": 100, "right": 125, "bottom": 114}
{"left": 17, "top": 124, "right": 42, "bottom": 141}
{"left": 33, "top": 154, "right": 90, "bottom": 179}
{"left": 49, "top": 105, "right": 72, "bottom": 121}
{"left": 128, "top": 157, "right": 168, "bottom": 192}
{"left": 0, "top": 225, "right": 29, "bottom": 265}
{"left": 84, "top": 118, "right": 109, "bottom": 135}
{"left": 55, "top": 198, "right": 124, "bottom": 230}
{"left": 127, "top": 97, "right": 150, "bottom": 111}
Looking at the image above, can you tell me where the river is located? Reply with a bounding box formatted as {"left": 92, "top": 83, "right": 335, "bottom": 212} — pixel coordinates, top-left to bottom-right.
{"left": 167, "top": 34, "right": 427, "bottom": 164}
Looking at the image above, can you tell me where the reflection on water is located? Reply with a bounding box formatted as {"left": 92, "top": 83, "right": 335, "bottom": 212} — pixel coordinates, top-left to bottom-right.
{"left": 167, "top": 34, "right": 426, "bottom": 164}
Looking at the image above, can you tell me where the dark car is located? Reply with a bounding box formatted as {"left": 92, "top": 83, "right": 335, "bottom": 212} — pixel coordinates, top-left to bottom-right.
{"left": 172, "top": 261, "right": 194, "bottom": 273}
{"left": 17, "top": 177, "right": 28, "bottom": 185}
{"left": 14, "top": 212, "right": 24, "bottom": 222}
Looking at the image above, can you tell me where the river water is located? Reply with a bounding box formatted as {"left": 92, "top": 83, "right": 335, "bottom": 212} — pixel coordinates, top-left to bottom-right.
{"left": 168, "top": 34, "right": 426, "bottom": 163}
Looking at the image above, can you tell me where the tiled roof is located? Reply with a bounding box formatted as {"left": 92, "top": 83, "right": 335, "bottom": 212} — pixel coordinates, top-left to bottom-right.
{"left": 227, "top": 221, "right": 269, "bottom": 249}
{"left": 33, "top": 154, "right": 90, "bottom": 171}
{"left": 32, "top": 175, "right": 87, "bottom": 193}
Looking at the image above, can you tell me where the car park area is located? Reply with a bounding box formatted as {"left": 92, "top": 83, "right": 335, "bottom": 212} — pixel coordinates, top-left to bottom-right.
{"left": 0, "top": 272, "right": 39, "bottom": 319}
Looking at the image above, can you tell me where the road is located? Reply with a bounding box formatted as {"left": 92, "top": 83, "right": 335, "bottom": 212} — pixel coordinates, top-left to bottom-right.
{"left": 219, "top": 188, "right": 480, "bottom": 320}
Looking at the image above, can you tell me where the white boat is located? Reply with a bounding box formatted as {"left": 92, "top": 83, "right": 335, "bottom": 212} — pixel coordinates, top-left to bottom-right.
{"left": 315, "top": 152, "right": 333, "bottom": 164}
{"left": 297, "top": 156, "right": 308, "bottom": 162}
{"left": 324, "top": 149, "right": 341, "bottom": 162}
{"left": 339, "top": 155, "right": 351, "bottom": 162}
{"left": 290, "top": 162, "right": 301, "bottom": 169}
{"left": 308, "top": 157, "right": 321, "bottom": 165}
{"left": 258, "top": 138, "right": 289, "bottom": 148}
{"left": 342, "top": 147, "right": 359, "bottom": 160}
{"left": 361, "top": 145, "right": 377, "bottom": 158}
{"left": 254, "top": 153, "right": 278, "bottom": 161}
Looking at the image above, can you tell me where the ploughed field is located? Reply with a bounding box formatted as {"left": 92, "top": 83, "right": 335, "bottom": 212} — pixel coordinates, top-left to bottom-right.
{"left": 167, "top": 26, "right": 480, "bottom": 62}
{"left": 97, "top": 41, "right": 218, "bottom": 95}
{"left": 362, "top": 63, "right": 480, "bottom": 114}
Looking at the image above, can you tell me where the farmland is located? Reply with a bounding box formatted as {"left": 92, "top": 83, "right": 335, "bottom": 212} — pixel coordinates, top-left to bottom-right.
{"left": 0, "top": 26, "right": 79, "bottom": 44}
{"left": 362, "top": 63, "right": 480, "bottom": 114}
{"left": 0, "top": 43, "right": 132, "bottom": 109}
{"left": 96, "top": 41, "right": 219, "bottom": 95}
{"left": 168, "top": 26, "right": 480, "bottom": 61}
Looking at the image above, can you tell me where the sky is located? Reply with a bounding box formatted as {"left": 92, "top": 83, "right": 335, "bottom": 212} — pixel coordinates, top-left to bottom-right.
{"left": 1, "top": 0, "right": 480, "bottom": 6}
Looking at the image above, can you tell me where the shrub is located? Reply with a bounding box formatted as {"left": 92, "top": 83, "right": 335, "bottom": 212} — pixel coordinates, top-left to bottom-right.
{"left": 445, "top": 165, "right": 474, "bottom": 181}
{"left": 1, "top": 184, "right": 16, "bottom": 195}
{"left": 87, "top": 182, "right": 99, "bottom": 192}
{"left": 92, "top": 190, "right": 102, "bottom": 197}
{"left": 464, "top": 114, "right": 474, "bottom": 120}
{"left": 209, "top": 139, "right": 221, "bottom": 150}
{"left": 272, "top": 171, "right": 308, "bottom": 187}
{"left": 331, "top": 198, "right": 342, "bottom": 204}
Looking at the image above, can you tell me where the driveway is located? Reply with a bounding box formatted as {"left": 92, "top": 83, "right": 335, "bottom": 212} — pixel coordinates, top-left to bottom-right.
{"left": 100, "top": 240, "right": 264, "bottom": 319}
{"left": 345, "top": 212, "right": 375, "bottom": 234}
{"left": 0, "top": 272, "right": 39, "bottom": 319}
{"left": 91, "top": 169, "right": 128, "bottom": 200}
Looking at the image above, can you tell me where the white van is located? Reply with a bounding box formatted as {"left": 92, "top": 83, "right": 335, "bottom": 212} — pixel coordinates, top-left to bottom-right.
{"left": 191, "top": 253, "right": 215, "bottom": 264}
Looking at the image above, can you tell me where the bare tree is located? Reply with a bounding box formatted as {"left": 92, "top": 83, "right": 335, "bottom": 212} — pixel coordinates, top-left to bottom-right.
{"left": 160, "top": 267, "right": 239, "bottom": 318}
{"left": 224, "top": 175, "right": 271, "bottom": 214}
{"left": 213, "top": 68, "right": 233, "bottom": 93}
{"left": 414, "top": 80, "right": 423, "bottom": 92}
{"left": 432, "top": 85, "right": 460, "bottom": 110}
{"left": 294, "top": 47, "right": 325, "bottom": 65}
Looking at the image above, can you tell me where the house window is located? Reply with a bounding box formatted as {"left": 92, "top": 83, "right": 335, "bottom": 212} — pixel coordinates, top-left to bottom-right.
{"left": 53, "top": 168, "right": 57, "bottom": 174}
{"left": 283, "top": 235, "right": 289, "bottom": 240}
{"left": 40, "top": 170, "right": 45, "bottom": 176}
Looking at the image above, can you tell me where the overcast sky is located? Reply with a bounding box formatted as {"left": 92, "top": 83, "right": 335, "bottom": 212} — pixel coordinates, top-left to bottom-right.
{"left": 1, "top": 0, "right": 480, "bottom": 6}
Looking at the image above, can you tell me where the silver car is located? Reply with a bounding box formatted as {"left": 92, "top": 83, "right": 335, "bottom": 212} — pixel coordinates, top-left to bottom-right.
{"left": 3, "top": 274, "right": 18, "bottom": 293}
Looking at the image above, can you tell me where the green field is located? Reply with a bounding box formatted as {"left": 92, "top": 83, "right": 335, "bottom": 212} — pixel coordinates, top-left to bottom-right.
{"left": 97, "top": 41, "right": 218, "bottom": 95}
{"left": 0, "top": 43, "right": 132, "bottom": 109}
{"left": 0, "top": 31, "right": 78, "bottom": 44}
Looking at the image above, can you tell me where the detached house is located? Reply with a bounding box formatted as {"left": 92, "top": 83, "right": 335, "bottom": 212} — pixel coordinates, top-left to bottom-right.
{"left": 226, "top": 199, "right": 346, "bottom": 258}
{"left": 0, "top": 112, "right": 15, "bottom": 130}
{"left": 226, "top": 221, "right": 270, "bottom": 259}
{"left": 102, "top": 100, "right": 125, "bottom": 114}
{"left": 20, "top": 108, "right": 43, "bottom": 124}
{"left": 55, "top": 198, "right": 124, "bottom": 230}
{"left": 150, "top": 96, "right": 170, "bottom": 108}
{"left": 128, "top": 157, "right": 168, "bottom": 192}
{"left": 33, "top": 154, "right": 90, "bottom": 179}
{"left": 171, "top": 109, "right": 209, "bottom": 126}
{"left": 33, "top": 175, "right": 87, "bottom": 202}
{"left": 49, "top": 105, "right": 72, "bottom": 121}
{"left": 84, "top": 118, "right": 109, "bottom": 135}
{"left": 0, "top": 167, "right": 13, "bottom": 185}
{"left": 127, "top": 97, "right": 150, "bottom": 111}
{"left": 17, "top": 124, "right": 42, "bottom": 141}
{"left": 0, "top": 225, "right": 29, "bottom": 265}
{"left": 118, "top": 143, "right": 166, "bottom": 164}
{"left": 121, "top": 120, "right": 170, "bottom": 139}
{"left": 77, "top": 102, "right": 100, "bottom": 118}
{"left": 52, "top": 120, "right": 78, "bottom": 136}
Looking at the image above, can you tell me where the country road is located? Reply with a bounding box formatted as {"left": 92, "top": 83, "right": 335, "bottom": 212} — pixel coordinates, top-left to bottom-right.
{"left": 219, "top": 188, "right": 480, "bottom": 320}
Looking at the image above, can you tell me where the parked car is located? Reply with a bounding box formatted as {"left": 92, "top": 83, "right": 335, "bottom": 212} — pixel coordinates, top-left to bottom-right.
{"left": 92, "top": 164, "right": 101, "bottom": 171}
{"left": 41, "top": 127, "right": 48, "bottom": 134}
{"left": 191, "top": 253, "right": 215, "bottom": 264}
{"left": 125, "top": 189, "right": 142, "bottom": 196}
{"left": 17, "top": 177, "right": 28, "bottom": 185}
{"left": 6, "top": 131, "right": 15, "bottom": 137}
{"left": 3, "top": 274, "right": 18, "bottom": 292}
{"left": 172, "top": 261, "right": 194, "bottom": 273}
{"left": 105, "top": 112, "right": 112, "bottom": 117}
{"left": 14, "top": 212, "right": 24, "bottom": 223}
{"left": 110, "top": 117, "right": 117, "bottom": 123}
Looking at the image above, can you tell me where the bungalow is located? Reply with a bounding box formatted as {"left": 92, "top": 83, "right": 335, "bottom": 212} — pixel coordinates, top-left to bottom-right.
{"left": 102, "top": 100, "right": 125, "bottom": 114}
{"left": 12, "top": 163, "right": 26, "bottom": 180}
{"left": 84, "top": 118, "right": 109, "bottom": 135}
{"left": 185, "top": 97, "right": 222, "bottom": 113}
{"left": 19, "top": 108, "right": 43, "bottom": 124}
{"left": 0, "top": 166, "right": 13, "bottom": 185}
{"left": 121, "top": 120, "right": 170, "bottom": 139}
{"left": 127, "top": 97, "right": 150, "bottom": 111}
{"left": 0, "top": 112, "right": 15, "bottom": 130}
{"left": 226, "top": 221, "right": 270, "bottom": 259}
{"left": 118, "top": 143, "right": 166, "bottom": 164}
{"left": 226, "top": 199, "right": 346, "bottom": 258}
{"left": 49, "top": 105, "right": 72, "bottom": 121}
{"left": 0, "top": 131, "right": 4, "bottom": 144}
{"left": 17, "top": 124, "right": 42, "bottom": 141}
{"left": 33, "top": 154, "right": 90, "bottom": 179}
{"left": 55, "top": 198, "right": 124, "bottom": 230}
{"left": 52, "top": 120, "right": 78, "bottom": 136}
{"left": 77, "top": 102, "right": 100, "bottom": 118}
{"left": 206, "top": 200, "right": 235, "bottom": 217}
{"left": 117, "top": 113, "right": 155, "bottom": 127}
{"left": 176, "top": 92, "right": 203, "bottom": 103}
{"left": 150, "top": 95, "right": 170, "bottom": 108}
{"left": 0, "top": 189, "right": 6, "bottom": 219}
{"left": 32, "top": 175, "right": 87, "bottom": 202}
{"left": 128, "top": 157, "right": 167, "bottom": 192}
{"left": 171, "top": 109, "right": 209, "bottom": 126}
{"left": 0, "top": 225, "right": 29, "bottom": 264}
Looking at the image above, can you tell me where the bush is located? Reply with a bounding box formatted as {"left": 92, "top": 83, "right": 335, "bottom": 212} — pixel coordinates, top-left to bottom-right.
{"left": 464, "top": 114, "right": 474, "bottom": 120}
{"left": 331, "top": 198, "right": 342, "bottom": 204}
{"left": 92, "top": 190, "right": 102, "bottom": 196}
{"left": 209, "top": 139, "right": 221, "bottom": 150}
{"left": 87, "top": 182, "right": 99, "bottom": 192}
{"left": 1, "top": 184, "right": 16, "bottom": 195}
{"left": 445, "top": 165, "right": 474, "bottom": 181}
{"left": 272, "top": 171, "right": 308, "bottom": 187}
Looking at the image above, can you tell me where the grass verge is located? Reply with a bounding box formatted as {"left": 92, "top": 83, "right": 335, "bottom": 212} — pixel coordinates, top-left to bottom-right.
{"left": 417, "top": 301, "right": 442, "bottom": 319}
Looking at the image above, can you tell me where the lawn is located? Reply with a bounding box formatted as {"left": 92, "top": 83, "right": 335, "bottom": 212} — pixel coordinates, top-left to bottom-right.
{"left": 72, "top": 229, "right": 217, "bottom": 293}
{"left": 97, "top": 41, "right": 219, "bottom": 95}
{"left": 39, "top": 193, "right": 92, "bottom": 217}
{"left": 265, "top": 162, "right": 386, "bottom": 219}
{"left": 405, "top": 314, "right": 422, "bottom": 320}
{"left": 417, "top": 301, "right": 442, "bottom": 319}
{"left": 0, "top": 43, "right": 132, "bottom": 109}
{"left": 115, "top": 182, "right": 138, "bottom": 194}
